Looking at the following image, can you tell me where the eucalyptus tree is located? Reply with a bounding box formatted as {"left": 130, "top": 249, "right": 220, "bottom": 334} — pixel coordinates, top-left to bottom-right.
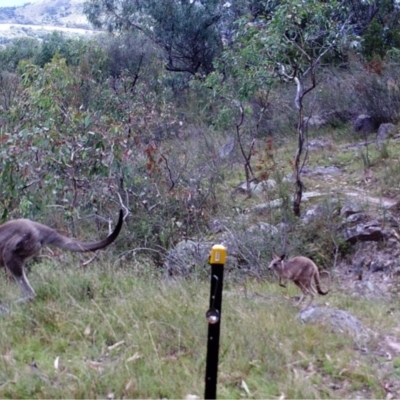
{"left": 206, "top": 0, "right": 357, "bottom": 215}
{"left": 350, "top": 0, "right": 400, "bottom": 58}
{"left": 263, "top": 0, "right": 357, "bottom": 216}
{"left": 83, "top": 0, "right": 224, "bottom": 76}
{"left": 0, "top": 37, "right": 39, "bottom": 72}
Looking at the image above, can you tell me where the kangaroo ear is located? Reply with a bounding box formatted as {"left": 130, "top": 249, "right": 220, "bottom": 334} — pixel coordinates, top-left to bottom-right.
{"left": 272, "top": 253, "right": 279, "bottom": 259}
{"left": 280, "top": 254, "right": 286, "bottom": 260}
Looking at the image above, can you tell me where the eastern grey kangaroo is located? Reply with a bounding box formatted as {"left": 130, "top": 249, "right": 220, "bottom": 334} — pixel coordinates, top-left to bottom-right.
{"left": 0, "top": 210, "right": 123, "bottom": 305}
{"left": 268, "top": 254, "right": 330, "bottom": 308}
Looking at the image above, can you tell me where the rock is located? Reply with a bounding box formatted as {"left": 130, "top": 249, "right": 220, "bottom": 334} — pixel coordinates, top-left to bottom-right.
{"left": 283, "top": 173, "right": 295, "bottom": 183}
{"left": 345, "top": 213, "right": 369, "bottom": 224}
{"left": 376, "top": 122, "right": 396, "bottom": 143}
{"left": 353, "top": 114, "right": 378, "bottom": 134}
{"left": 340, "top": 199, "right": 364, "bottom": 217}
{"left": 345, "top": 220, "right": 386, "bottom": 244}
{"left": 370, "top": 259, "right": 390, "bottom": 273}
{"left": 350, "top": 276, "right": 393, "bottom": 299}
{"left": 340, "top": 190, "right": 397, "bottom": 209}
{"left": 251, "top": 199, "right": 286, "bottom": 214}
{"left": 164, "top": 240, "right": 213, "bottom": 276}
{"left": 276, "top": 222, "right": 290, "bottom": 232}
{"left": 246, "top": 222, "right": 278, "bottom": 236}
{"left": 236, "top": 179, "right": 277, "bottom": 196}
{"left": 298, "top": 306, "right": 369, "bottom": 339}
{"left": 302, "top": 199, "right": 340, "bottom": 223}
{"left": 164, "top": 221, "right": 279, "bottom": 275}
{"left": 307, "top": 139, "right": 332, "bottom": 150}
{"left": 250, "top": 191, "right": 334, "bottom": 214}
{"left": 377, "top": 212, "right": 400, "bottom": 228}
{"left": 252, "top": 179, "right": 277, "bottom": 195}
{"left": 302, "top": 166, "right": 341, "bottom": 175}
{"left": 303, "top": 115, "right": 327, "bottom": 129}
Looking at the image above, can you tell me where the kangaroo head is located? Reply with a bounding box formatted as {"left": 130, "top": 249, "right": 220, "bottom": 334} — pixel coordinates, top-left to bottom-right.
{"left": 268, "top": 253, "right": 285, "bottom": 270}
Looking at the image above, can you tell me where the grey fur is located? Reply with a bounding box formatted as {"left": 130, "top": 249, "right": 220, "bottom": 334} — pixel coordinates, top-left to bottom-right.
{"left": 268, "top": 253, "right": 330, "bottom": 308}
{"left": 0, "top": 210, "right": 123, "bottom": 304}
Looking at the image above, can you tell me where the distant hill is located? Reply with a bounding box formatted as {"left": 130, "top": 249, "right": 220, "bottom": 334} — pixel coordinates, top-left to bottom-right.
{"left": 0, "top": 0, "right": 89, "bottom": 28}
{"left": 0, "top": 0, "right": 95, "bottom": 43}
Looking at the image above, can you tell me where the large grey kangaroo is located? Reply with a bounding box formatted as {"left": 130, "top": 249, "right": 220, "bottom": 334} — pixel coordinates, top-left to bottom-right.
{"left": 0, "top": 210, "right": 123, "bottom": 305}
{"left": 268, "top": 253, "right": 330, "bottom": 308}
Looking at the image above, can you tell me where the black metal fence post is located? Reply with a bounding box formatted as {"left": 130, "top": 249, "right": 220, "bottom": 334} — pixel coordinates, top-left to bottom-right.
{"left": 204, "top": 244, "right": 227, "bottom": 400}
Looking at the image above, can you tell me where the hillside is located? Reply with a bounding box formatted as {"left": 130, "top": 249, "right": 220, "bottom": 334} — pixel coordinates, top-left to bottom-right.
{"left": 0, "top": 0, "right": 93, "bottom": 42}
{"left": 1, "top": 0, "right": 400, "bottom": 397}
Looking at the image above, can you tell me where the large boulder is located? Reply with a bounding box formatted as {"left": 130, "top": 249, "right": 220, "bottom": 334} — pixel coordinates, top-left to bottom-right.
{"left": 303, "top": 115, "right": 327, "bottom": 129}
{"left": 344, "top": 220, "right": 387, "bottom": 244}
{"left": 353, "top": 114, "right": 379, "bottom": 134}
{"left": 376, "top": 122, "right": 396, "bottom": 143}
{"left": 164, "top": 240, "right": 214, "bottom": 276}
{"left": 298, "top": 306, "right": 370, "bottom": 339}
{"left": 340, "top": 198, "right": 365, "bottom": 217}
{"left": 164, "top": 221, "right": 280, "bottom": 276}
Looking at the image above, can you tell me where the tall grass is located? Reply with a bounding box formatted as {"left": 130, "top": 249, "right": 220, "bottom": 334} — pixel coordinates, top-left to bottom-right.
{"left": 0, "top": 260, "right": 398, "bottom": 398}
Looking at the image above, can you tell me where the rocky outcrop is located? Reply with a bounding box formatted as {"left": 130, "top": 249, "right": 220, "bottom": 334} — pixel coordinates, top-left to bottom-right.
{"left": 164, "top": 186, "right": 400, "bottom": 282}
{"left": 344, "top": 220, "right": 387, "bottom": 244}
{"left": 298, "top": 306, "right": 370, "bottom": 339}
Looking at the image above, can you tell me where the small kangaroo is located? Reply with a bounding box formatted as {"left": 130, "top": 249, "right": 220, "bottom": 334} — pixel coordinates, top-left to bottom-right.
{"left": 0, "top": 210, "right": 123, "bottom": 306}
{"left": 268, "top": 253, "right": 330, "bottom": 308}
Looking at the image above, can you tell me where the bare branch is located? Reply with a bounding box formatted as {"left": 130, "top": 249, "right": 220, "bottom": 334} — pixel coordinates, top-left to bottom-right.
{"left": 115, "top": 191, "right": 130, "bottom": 220}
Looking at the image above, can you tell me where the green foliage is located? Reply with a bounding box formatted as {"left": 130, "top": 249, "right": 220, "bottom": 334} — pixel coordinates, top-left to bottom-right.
{"left": 34, "top": 32, "right": 88, "bottom": 68}
{"left": 204, "top": 0, "right": 357, "bottom": 131}
{"left": 0, "top": 71, "right": 21, "bottom": 118}
{"left": 353, "top": 61, "right": 400, "bottom": 124}
{"left": 0, "top": 48, "right": 219, "bottom": 260}
{"left": 357, "top": 0, "right": 400, "bottom": 59}
{"left": 362, "top": 19, "right": 386, "bottom": 59}
{"left": 1, "top": 5, "right": 400, "bottom": 394}
{"left": 0, "top": 55, "right": 123, "bottom": 221}
{"left": 0, "top": 37, "right": 40, "bottom": 71}
{"left": 84, "top": 0, "right": 223, "bottom": 76}
{"left": 259, "top": 0, "right": 354, "bottom": 73}
{"left": 1, "top": 0, "right": 400, "bottom": 268}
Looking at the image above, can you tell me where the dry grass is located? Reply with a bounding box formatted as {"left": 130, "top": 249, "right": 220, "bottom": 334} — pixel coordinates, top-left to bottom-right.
{"left": 0, "top": 260, "right": 398, "bottom": 399}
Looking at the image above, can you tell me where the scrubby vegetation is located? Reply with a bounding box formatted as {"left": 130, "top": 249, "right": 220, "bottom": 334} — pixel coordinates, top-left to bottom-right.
{"left": 1, "top": 0, "right": 400, "bottom": 398}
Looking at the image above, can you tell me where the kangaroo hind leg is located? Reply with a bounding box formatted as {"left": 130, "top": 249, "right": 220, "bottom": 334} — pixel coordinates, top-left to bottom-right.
{"left": 293, "top": 280, "right": 306, "bottom": 306}
{"left": 294, "top": 280, "right": 314, "bottom": 308}
{"left": 3, "top": 250, "right": 36, "bottom": 303}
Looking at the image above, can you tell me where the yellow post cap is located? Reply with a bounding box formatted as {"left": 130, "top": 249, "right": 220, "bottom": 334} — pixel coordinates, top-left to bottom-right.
{"left": 209, "top": 244, "right": 227, "bottom": 265}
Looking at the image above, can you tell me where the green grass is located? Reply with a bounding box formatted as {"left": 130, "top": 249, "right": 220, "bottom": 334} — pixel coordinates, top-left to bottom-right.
{"left": 0, "top": 261, "right": 398, "bottom": 398}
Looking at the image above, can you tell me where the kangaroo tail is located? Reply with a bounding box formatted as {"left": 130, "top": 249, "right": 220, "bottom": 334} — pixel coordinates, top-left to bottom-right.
{"left": 315, "top": 270, "right": 330, "bottom": 295}
{"left": 47, "top": 210, "right": 123, "bottom": 252}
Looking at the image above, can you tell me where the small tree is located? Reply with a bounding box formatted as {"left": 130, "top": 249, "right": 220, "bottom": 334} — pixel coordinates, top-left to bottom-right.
{"left": 265, "top": 0, "right": 355, "bottom": 215}
{"left": 227, "top": 0, "right": 356, "bottom": 215}
{"left": 84, "top": 0, "right": 223, "bottom": 76}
